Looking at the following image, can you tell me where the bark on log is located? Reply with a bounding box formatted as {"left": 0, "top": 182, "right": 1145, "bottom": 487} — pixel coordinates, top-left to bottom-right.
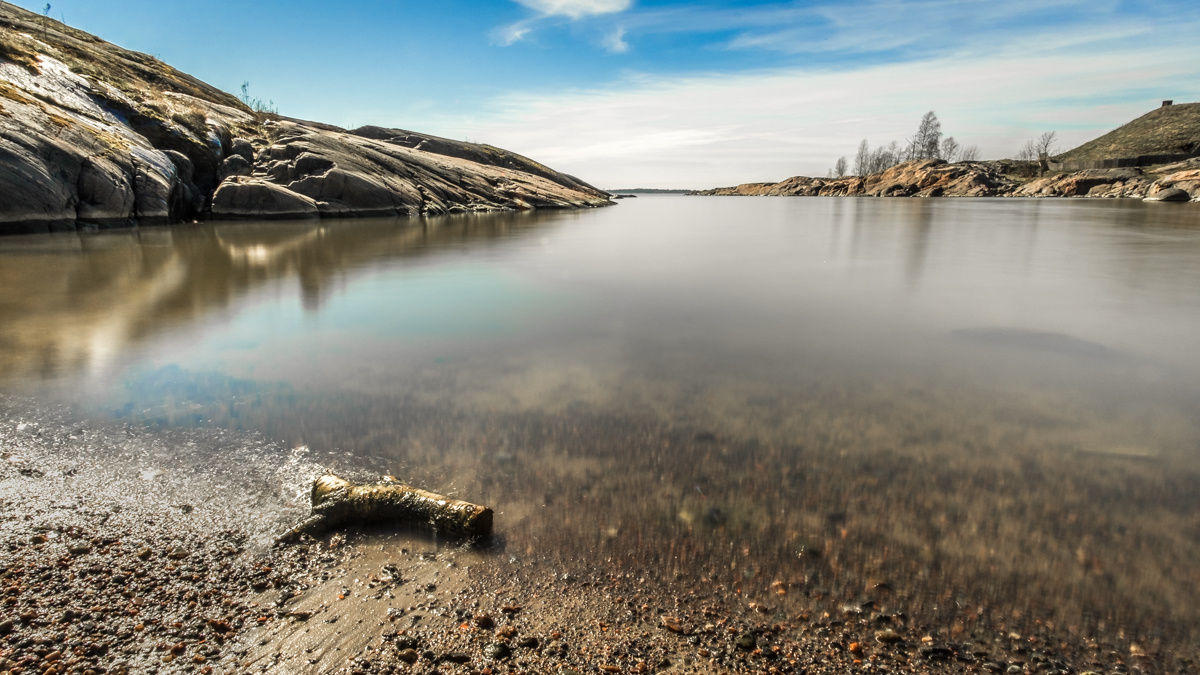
{"left": 277, "top": 475, "right": 493, "bottom": 544}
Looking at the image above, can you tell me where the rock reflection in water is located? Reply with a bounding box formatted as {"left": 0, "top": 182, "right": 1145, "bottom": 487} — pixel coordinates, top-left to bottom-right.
{"left": 0, "top": 211, "right": 565, "bottom": 382}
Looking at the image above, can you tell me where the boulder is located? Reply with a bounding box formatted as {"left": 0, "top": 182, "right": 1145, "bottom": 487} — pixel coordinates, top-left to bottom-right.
{"left": 221, "top": 154, "right": 251, "bottom": 178}
{"left": 130, "top": 147, "right": 179, "bottom": 222}
{"left": 229, "top": 138, "right": 255, "bottom": 162}
{"left": 1143, "top": 187, "right": 1190, "bottom": 202}
{"left": 210, "top": 178, "right": 320, "bottom": 219}
{"left": 76, "top": 155, "right": 134, "bottom": 223}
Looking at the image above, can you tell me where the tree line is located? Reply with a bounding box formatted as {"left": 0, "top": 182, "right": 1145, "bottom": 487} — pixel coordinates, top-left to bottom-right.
{"left": 828, "top": 111, "right": 979, "bottom": 177}
{"left": 827, "top": 112, "right": 1057, "bottom": 177}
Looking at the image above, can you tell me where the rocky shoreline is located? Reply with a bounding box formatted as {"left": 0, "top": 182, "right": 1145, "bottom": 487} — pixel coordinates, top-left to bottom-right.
{"left": 0, "top": 2, "right": 610, "bottom": 235}
{"left": 3, "top": 396, "right": 1197, "bottom": 673}
{"left": 692, "top": 157, "right": 1200, "bottom": 201}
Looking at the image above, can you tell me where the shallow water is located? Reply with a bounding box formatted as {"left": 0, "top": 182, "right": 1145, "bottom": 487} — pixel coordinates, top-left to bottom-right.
{"left": 3, "top": 196, "right": 1200, "bottom": 645}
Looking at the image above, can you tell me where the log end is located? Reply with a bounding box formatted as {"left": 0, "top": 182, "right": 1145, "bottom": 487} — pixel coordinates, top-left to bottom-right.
{"left": 312, "top": 474, "right": 352, "bottom": 507}
{"left": 465, "top": 505, "right": 494, "bottom": 538}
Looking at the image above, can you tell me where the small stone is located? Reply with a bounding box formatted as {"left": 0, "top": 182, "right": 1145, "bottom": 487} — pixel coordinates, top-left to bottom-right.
{"left": 474, "top": 613, "right": 495, "bottom": 629}
{"left": 920, "top": 645, "right": 954, "bottom": 660}
{"left": 167, "top": 547, "right": 188, "bottom": 560}
{"left": 393, "top": 636, "right": 420, "bottom": 650}
{"left": 875, "top": 628, "right": 902, "bottom": 644}
{"left": 660, "top": 615, "right": 685, "bottom": 633}
{"left": 439, "top": 652, "right": 470, "bottom": 664}
{"left": 484, "top": 642, "right": 512, "bottom": 660}
{"left": 68, "top": 544, "right": 91, "bottom": 556}
{"left": 517, "top": 636, "right": 540, "bottom": 649}
{"left": 0, "top": 618, "right": 13, "bottom": 633}
{"left": 396, "top": 649, "right": 418, "bottom": 664}
{"left": 736, "top": 631, "right": 757, "bottom": 650}
{"left": 136, "top": 548, "right": 152, "bottom": 559}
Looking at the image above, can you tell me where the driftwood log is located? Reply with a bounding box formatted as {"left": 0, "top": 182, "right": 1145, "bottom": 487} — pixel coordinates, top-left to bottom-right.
{"left": 277, "top": 475, "right": 493, "bottom": 544}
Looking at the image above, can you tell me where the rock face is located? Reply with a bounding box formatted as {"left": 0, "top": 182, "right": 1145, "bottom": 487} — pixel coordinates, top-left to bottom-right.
{"left": 695, "top": 158, "right": 1200, "bottom": 202}
{"left": 694, "top": 160, "right": 1017, "bottom": 198}
{"left": 0, "top": 2, "right": 609, "bottom": 234}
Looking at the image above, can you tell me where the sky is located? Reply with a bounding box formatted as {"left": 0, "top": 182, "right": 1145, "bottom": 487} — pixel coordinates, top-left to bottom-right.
{"left": 13, "top": 0, "right": 1200, "bottom": 188}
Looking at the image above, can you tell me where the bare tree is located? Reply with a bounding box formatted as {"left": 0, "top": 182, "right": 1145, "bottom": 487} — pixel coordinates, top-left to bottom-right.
{"left": 906, "top": 111, "right": 942, "bottom": 161}
{"left": 847, "top": 114, "right": 979, "bottom": 171}
{"left": 1016, "top": 131, "right": 1057, "bottom": 162}
{"left": 1034, "top": 131, "right": 1057, "bottom": 158}
{"left": 865, "top": 140, "right": 903, "bottom": 174}
{"left": 834, "top": 156, "right": 848, "bottom": 177}
{"left": 854, "top": 140, "right": 870, "bottom": 175}
{"left": 940, "top": 136, "right": 960, "bottom": 162}
{"left": 1016, "top": 139, "right": 1038, "bottom": 161}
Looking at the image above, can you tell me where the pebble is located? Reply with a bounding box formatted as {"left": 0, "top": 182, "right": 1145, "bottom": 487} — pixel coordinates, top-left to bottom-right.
{"left": 484, "top": 642, "right": 512, "bottom": 660}
{"left": 875, "top": 628, "right": 903, "bottom": 644}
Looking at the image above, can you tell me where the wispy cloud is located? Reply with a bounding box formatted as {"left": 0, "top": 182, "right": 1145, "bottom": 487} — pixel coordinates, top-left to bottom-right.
{"left": 514, "top": 0, "right": 633, "bottom": 20}
{"left": 495, "top": 0, "right": 1179, "bottom": 60}
{"left": 497, "top": 0, "right": 632, "bottom": 47}
{"left": 602, "top": 26, "right": 629, "bottom": 53}
{"left": 463, "top": 0, "right": 1200, "bottom": 187}
{"left": 495, "top": 21, "right": 535, "bottom": 46}
{"left": 453, "top": 21, "right": 1200, "bottom": 188}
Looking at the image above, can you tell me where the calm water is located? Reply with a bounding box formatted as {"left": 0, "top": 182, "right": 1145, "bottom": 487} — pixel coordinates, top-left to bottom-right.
{"left": 3, "top": 196, "right": 1200, "bottom": 643}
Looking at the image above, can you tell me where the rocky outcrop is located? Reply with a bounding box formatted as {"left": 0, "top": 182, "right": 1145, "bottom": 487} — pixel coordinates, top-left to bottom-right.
{"left": 0, "top": 2, "right": 609, "bottom": 234}
{"left": 695, "top": 160, "right": 1016, "bottom": 198}
{"left": 695, "top": 158, "right": 1200, "bottom": 202}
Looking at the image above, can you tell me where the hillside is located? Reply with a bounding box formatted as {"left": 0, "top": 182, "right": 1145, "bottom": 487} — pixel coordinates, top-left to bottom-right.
{"left": 1055, "top": 102, "right": 1200, "bottom": 164}
{"left": 0, "top": 2, "right": 609, "bottom": 233}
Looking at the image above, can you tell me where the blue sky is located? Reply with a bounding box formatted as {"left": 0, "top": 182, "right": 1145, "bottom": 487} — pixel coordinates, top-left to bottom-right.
{"left": 15, "top": 0, "right": 1200, "bottom": 187}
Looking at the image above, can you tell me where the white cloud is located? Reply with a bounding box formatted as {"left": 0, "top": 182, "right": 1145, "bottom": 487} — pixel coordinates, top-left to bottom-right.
{"left": 602, "top": 26, "right": 629, "bottom": 53}
{"left": 449, "top": 34, "right": 1200, "bottom": 189}
{"left": 514, "top": 0, "right": 632, "bottom": 20}
{"left": 494, "top": 20, "right": 534, "bottom": 46}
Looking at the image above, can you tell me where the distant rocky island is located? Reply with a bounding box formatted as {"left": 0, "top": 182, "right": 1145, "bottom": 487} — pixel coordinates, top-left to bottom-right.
{"left": 695, "top": 103, "right": 1200, "bottom": 202}
{"left": 0, "top": 2, "right": 610, "bottom": 235}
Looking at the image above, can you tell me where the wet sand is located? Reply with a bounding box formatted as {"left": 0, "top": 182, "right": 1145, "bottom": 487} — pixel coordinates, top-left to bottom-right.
{"left": 2, "top": 393, "right": 1198, "bottom": 673}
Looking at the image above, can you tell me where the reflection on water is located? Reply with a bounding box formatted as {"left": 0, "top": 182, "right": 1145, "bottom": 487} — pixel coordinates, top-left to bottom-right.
{"left": 0, "top": 212, "right": 566, "bottom": 381}
{"left": 3, "top": 197, "right": 1200, "bottom": 651}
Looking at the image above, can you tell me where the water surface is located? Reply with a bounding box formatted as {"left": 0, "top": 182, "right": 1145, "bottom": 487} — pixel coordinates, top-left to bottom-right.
{"left": 3, "top": 196, "right": 1200, "bottom": 647}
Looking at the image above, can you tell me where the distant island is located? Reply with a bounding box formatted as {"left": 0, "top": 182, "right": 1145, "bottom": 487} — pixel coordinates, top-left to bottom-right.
{"left": 604, "top": 188, "right": 695, "bottom": 194}
{"left": 694, "top": 103, "right": 1200, "bottom": 202}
